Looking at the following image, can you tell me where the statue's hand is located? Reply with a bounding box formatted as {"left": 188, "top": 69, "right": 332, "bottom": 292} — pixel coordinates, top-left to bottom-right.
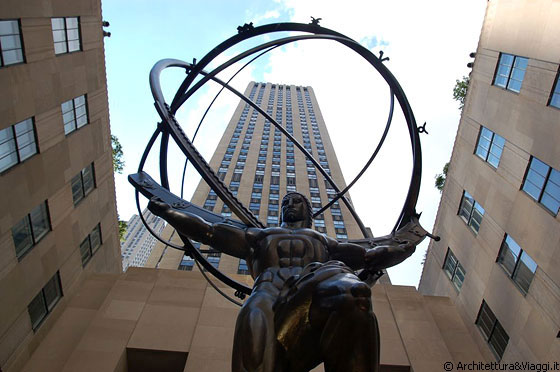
{"left": 148, "top": 196, "right": 171, "bottom": 217}
{"left": 364, "top": 241, "right": 414, "bottom": 272}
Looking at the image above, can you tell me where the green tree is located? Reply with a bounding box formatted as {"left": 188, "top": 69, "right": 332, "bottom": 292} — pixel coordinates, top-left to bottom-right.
{"left": 118, "top": 220, "right": 128, "bottom": 242}
{"left": 111, "top": 135, "right": 125, "bottom": 174}
{"left": 453, "top": 76, "right": 470, "bottom": 110}
{"left": 111, "top": 135, "right": 127, "bottom": 241}
{"left": 435, "top": 162, "right": 449, "bottom": 193}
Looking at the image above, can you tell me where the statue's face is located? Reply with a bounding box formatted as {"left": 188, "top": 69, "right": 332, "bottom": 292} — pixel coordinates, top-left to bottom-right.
{"left": 281, "top": 193, "right": 307, "bottom": 223}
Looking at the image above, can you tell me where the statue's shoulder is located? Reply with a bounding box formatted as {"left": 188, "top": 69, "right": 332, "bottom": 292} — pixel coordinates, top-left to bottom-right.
{"left": 246, "top": 226, "right": 288, "bottom": 241}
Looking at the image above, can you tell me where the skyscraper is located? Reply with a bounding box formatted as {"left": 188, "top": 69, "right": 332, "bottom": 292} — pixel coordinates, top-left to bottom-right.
{"left": 147, "top": 82, "right": 375, "bottom": 278}
{"left": 0, "top": 1, "right": 121, "bottom": 370}
{"left": 419, "top": 0, "right": 560, "bottom": 364}
{"left": 121, "top": 208, "right": 165, "bottom": 271}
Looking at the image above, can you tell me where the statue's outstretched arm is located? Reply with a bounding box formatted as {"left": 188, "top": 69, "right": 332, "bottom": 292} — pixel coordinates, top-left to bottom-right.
{"left": 364, "top": 241, "right": 415, "bottom": 272}
{"left": 328, "top": 238, "right": 415, "bottom": 272}
{"left": 148, "top": 198, "right": 252, "bottom": 258}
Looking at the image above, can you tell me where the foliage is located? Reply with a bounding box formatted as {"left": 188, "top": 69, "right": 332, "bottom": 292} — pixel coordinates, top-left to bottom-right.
{"left": 111, "top": 135, "right": 125, "bottom": 174}
{"left": 118, "top": 218, "right": 127, "bottom": 242}
{"left": 435, "top": 162, "right": 449, "bottom": 193}
{"left": 453, "top": 76, "right": 470, "bottom": 110}
{"left": 111, "top": 135, "right": 126, "bottom": 241}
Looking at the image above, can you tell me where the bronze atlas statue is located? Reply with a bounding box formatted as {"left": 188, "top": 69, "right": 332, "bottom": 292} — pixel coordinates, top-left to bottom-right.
{"left": 129, "top": 19, "right": 438, "bottom": 372}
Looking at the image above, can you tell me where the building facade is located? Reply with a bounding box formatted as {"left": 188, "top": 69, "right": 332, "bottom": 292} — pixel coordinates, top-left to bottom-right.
{"left": 121, "top": 209, "right": 165, "bottom": 271}
{"left": 0, "top": 1, "right": 121, "bottom": 370}
{"left": 147, "top": 82, "right": 379, "bottom": 281}
{"left": 419, "top": 0, "right": 560, "bottom": 364}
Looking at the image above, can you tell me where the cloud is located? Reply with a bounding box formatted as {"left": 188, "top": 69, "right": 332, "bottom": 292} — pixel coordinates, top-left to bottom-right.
{"left": 251, "top": 10, "right": 281, "bottom": 24}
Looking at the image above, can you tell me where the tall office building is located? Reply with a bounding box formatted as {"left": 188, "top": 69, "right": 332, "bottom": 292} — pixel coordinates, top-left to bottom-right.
{"left": 0, "top": 1, "right": 121, "bottom": 370}
{"left": 121, "top": 208, "right": 165, "bottom": 271}
{"left": 147, "top": 82, "right": 373, "bottom": 280}
{"left": 419, "top": 0, "right": 560, "bottom": 364}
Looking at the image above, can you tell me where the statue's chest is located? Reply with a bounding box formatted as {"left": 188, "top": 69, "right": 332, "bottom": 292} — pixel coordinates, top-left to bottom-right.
{"left": 263, "top": 234, "right": 324, "bottom": 267}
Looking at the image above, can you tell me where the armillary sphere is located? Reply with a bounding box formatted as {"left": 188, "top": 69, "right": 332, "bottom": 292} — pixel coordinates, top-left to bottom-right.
{"left": 128, "top": 20, "right": 438, "bottom": 306}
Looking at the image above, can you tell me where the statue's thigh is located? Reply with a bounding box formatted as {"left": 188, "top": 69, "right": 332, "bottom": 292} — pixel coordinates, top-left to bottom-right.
{"left": 274, "top": 263, "right": 372, "bottom": 371}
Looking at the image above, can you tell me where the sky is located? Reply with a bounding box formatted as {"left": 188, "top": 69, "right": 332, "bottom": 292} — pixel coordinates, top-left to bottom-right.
{"left": 102, "top": 0, "right": 488, "bottom": 287}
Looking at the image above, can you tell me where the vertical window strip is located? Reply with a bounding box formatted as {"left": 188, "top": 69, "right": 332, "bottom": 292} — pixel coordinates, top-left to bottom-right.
{"left": 28, "top": 271, "right": 62, "bottom": 331}
{"left": 51, "top": 17, "right": 80, "bottom": 55}
{"left": 80, "top": 223, "right": 102, "bottom": 267}
{"left": 475, "top": 126, "right": 505, "bottom": 168}
{"left": 497, "top": 234, "right": 537, "bottom": 295}
{"left": 522, "top": 156, "right": 560, "bottom": 215}
{"left": 0, "top": 19, "right": 25, "bottom": 66}
{"left": 493, "top": 53, "right": 528, "bottom": 93}
{"left": 442, "top": 248, "right": 466, "bottom": 290}
{"left": 475, "top": 300, "right": 509, "bottom": 360}
{"left": 0, "top": 118, "right": 37, "bottom": 172}
{"left": 62, "top": 95, "right": 88, "bottom": 135}
{"left": 12, "top": 202, "right": 51, "bottom": 259}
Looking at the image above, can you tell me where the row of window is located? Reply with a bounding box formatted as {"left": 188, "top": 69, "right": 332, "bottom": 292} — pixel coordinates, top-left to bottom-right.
{"left": 0, "top": 94, "right": 89, "bottom": 174}
{"left": 474, "top": 125, "right": 560, "bottom": 216}
{"left": 178, "top": 254, "right": 251, "bottom": 275}
{"left": 0, "top": 17, "right": 81, "bottom": 69}
{"left": 11, "top": 164, "right": 98, "bottom": 261}
{"left": 27, "top": 225, "right": 101, "bottom": 331}
{"left": 493, "top": 52, "right": 560, "bottom": 109}
{"left": 444, "top": 232, "right": 537, "bottom": 296}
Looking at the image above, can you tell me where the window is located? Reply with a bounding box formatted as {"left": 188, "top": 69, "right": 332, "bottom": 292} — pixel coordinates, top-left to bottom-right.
{"left": 51, "top": 17, "right": 80, "bottom": 54}
{"left": 493, "top": 53, "right": 528, "bottom": 93}
{"left": 62, "top": 95, "right": 88, "bottom": 134}
{"left": 71, "top": 163, "right": 95, "bottom": 205}
{"left": 0, "top": 19, "right": 24, "bottom": 66}
{"left": 178, "top": 255, "right": 194, "bottom": 271}
{"left": 205, "top": 252, "right": 221, "bottom": 270}
{"left": 458, "top": 191, "right": 485, "bottom": 233}
{"left": 12, "top": 201, "right": 50, "bottom": 259}
{"left": 28, "top": 272, "right": 62, "bottom": 331}
{"left": 475, "top": 127, "right": 505, "bottom": 168}
{"left": 497, "top": 234, "right": 537, "bottom": 295}
{"left": 79, "top": 224, "right": 102, "bottom": 266}
{"left": 203, "top": 199, "right": 215, "bottom": 211}
{"left": 442, "top": 248, "right": 466, "bottom": 291}
{"left": 522, "top": 157, "right": 560, "bottom": 215}
{"left": 475, "top": 301, "right": 509, "bottom": 360}
{"left": 549, "top": 70, "right": 560, "bottom": 109}
{"left": 0, "top": 117, "right": 37, "bottom": 173}
{"left": 237, "top": 259, "right": 250, "bottom": 275}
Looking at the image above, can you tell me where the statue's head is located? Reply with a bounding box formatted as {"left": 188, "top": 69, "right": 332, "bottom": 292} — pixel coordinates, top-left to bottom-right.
{"left": 280, "top": 192, "right": 313, "bottom": 228}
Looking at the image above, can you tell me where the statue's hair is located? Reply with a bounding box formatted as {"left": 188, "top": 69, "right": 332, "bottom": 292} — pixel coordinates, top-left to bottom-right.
{"left": 280, "top": 192, "right": 313, "bottom": 228}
